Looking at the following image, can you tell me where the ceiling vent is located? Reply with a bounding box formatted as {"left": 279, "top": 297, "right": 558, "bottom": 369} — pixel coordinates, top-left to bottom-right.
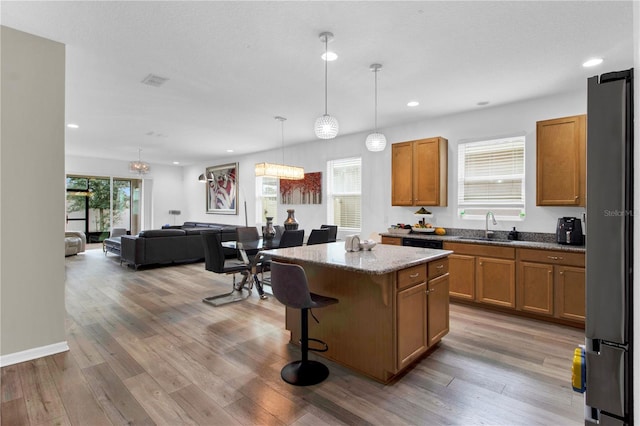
{"left": 141, "top": 74, "right": 169, "bottom": 87}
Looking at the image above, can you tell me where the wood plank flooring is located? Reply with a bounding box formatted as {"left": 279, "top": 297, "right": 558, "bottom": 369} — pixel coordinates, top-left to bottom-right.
{"left": 1, "top": 249, "right": 585, "bottom": 425}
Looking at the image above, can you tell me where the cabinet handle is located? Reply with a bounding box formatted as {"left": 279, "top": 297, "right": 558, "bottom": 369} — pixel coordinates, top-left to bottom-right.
{"left": 409, "top": 273, "right": 420, "bottom": 278}
{"left": 479, "top": 261, "right": 483, "bottom": 266}
{"left": 560, "top": 271, "right": 564, "bottom": 275}
{"left": 575, "top": 195, "right": 579, "bottom": 200}
{"left": 546, "top": 256, "right": 563, "bottom": 260}
{"left": 436, "top": 264, "right": 444, "bottom": 269}
{"left": 425, "top": 289, "right": 430, "bottom": 294}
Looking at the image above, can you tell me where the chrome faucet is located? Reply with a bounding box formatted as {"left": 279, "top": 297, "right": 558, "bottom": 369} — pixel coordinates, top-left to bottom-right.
{"left": 485, "top": 211, "right": 497, "bottom": 238}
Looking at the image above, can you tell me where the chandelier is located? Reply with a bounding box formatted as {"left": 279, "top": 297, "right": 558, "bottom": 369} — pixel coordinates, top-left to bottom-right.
{"left": 314, "top": 32, "right": 339, "bottom": 139}
{"left": 129, "top": 148, "right": 150, "bottom": 174}
{"left": 365, "top": 63, "right": 387, "bottom": 152}
{"left": 255, "top": 117, "right": 304, "bottom": 180}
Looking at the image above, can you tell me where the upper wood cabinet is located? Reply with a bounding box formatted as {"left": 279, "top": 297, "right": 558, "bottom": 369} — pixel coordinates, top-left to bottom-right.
{"left": 536, "top": 114, "right": 586, "bottom": 206}
{"left": 392, "top": 137, "right": 448, "bottom": 206}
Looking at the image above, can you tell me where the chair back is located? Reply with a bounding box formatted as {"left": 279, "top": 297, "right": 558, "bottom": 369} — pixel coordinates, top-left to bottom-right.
{"left": 307, "top": 228, "right": 329, "bottom": 245}
{"left": 236, "top": 226, "right": 260, "bottom": 243}
{"left": 110, "top": 227, "right": 127, "bottom": 238}
{"left": 201, "top": 231, "right": 225, "bottom": 273}
{"left": 278, "top": 229, "right": 305, "bottom": 248}
{"left": 270, "top": 261, "right": 313, "bottom": 309}
{"left": 320, "top": 225, "right": 338, "bottom": 242}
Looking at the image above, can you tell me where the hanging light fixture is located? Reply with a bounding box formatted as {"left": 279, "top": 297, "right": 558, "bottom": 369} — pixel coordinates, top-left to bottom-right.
{"left": 255, "top": 116, "right": 305, "bottom": 180}
{"left": 314, "top": 31, "right": 339, "bottom": 139}
{"left": 365, "top": 63, "right": 387, "bottom": 152}
{"left": 129, "top": 148, "right": 150, "bottom": 174}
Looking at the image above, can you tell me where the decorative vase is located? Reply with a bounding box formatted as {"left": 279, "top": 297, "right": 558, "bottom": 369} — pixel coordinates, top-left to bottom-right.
{"left": 284, "top": 209, "right": 299, "bottom": 230}
{"left": 264, "top": 217, "right": 276, "bottom": 240}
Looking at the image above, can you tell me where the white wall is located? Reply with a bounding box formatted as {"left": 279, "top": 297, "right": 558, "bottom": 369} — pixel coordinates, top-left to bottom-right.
{"left": 65, "top": 155, "right": 184, "bottom": 231}
{"left": 1, "top": 27, "right": 67, "bottom": 362}
{"left": 181, "top": 89, "right": 587, "bottom": 239}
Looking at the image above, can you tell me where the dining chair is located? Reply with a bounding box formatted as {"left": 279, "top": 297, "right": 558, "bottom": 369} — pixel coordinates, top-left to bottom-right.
{"left": 307, "top": 228, "right": 330, "bottom": 245}
{"left": 320, "top": 225, "right": 338, "bottom": 242}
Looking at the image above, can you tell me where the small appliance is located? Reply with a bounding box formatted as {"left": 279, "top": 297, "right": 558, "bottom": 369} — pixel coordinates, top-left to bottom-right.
{"left": 556, "top": 217, "right": 584, "bottom": 245}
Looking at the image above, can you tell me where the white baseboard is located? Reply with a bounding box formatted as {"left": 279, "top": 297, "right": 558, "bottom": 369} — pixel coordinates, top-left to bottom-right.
{"left": 0, "top": 341, "right": 69, "bottom": 367}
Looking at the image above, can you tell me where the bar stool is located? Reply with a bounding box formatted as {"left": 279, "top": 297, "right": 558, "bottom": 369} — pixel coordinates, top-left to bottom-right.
{"left": 270, "top": 261, "right": 339, "bottom": 386}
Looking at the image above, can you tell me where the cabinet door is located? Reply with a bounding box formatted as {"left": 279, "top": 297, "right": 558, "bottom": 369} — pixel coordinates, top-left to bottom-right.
{"left": 555, "top": 265, "right": 585, "bottom": 323}
{"left": 397, "top": 282, "right": 427, "bottom": 370}
{"left": 392, "top": 142, "right": 414, "bottom": 206}
{"left": 381, "top": 236, "right": 402, "bottom": 246}
{"left": 413, "top": 139, "right": 440, "bottom": 205}
{"left": 536, "top": 115, "right": 586, "bottom": 206}
{"left": 476, "top": 257, "right": 516, "bottom": 308}
{"left": 448, "top": 253, "right": 475, "bottom": 300}
{"left": 427, "top": 274, "right": 450, "bottom": 347}
{"left": 517, "top": 261, "right": 554, "bottom": 316}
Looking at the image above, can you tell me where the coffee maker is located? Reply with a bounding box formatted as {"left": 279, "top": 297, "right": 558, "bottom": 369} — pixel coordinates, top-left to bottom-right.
{"left": 556, "top": 217, "right": 584, "bottom": 245}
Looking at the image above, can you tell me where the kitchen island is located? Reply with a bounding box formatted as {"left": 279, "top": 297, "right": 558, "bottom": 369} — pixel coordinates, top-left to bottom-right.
{"left": 261, "top": 241, "right": 452, "bottom": 383}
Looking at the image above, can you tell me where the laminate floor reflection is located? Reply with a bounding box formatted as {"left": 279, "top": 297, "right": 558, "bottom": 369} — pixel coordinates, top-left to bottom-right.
{"left": 1, "top": 248, "right": 585, "bottom": 425}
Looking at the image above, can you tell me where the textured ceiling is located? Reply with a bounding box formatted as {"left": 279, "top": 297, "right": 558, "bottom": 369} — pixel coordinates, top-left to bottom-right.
{"left": 1, "top": 1, "right": 635, "bottom": 165}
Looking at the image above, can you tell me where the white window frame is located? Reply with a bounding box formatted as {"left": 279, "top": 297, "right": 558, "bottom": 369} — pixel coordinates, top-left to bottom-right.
{"left": 457, "top": 134, "right": 526, "bottom": 221}
{"left": 255, "top": 176, "right": 278, "bottom": 226}
{"left": 327, "top": 157, "right": 361, "bottom": 233}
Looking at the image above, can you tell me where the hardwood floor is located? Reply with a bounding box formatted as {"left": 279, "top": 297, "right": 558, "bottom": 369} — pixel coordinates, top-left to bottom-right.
{"left": 1, "top": 249, "right": 585, "bottom": 425}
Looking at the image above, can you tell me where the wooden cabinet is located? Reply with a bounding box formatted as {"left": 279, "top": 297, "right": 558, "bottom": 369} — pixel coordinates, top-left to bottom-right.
{"left": 396, "top": 258, "right": 450, "bottom": 370}
{"left": 427, "top": 273, "right": 449, "bottom": 347}
{"left": 443, "top": 242, "right": 515, "bottom": 308}
{"left": 448, "top": 253, "right": 475, "bottom": 300}
{"left": 392, "top": 137, "right": 448, "bottom": 206}
{"left": 477, "top": 257, "right": 516, "bottom": 308}
{"left": 536, "top": 114, "right": 586, "bottom": 206}
{"left": 516, "top": 248, "right": 585, "bottom": 324}
{"left": 381, "top": 236, "right": 402, "bottom": 246}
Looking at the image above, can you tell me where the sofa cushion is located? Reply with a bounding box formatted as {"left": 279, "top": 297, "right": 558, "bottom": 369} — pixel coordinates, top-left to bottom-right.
{"left": 139, "top": 229, "right": 186, "bottom": 238}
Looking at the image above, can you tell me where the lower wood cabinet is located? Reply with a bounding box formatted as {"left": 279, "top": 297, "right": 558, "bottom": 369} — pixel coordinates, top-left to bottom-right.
{"left": 397, "top": 282, "right": 428, "bottom": 370}
{"left": 445, "top": 242, "right": 585, "bottom": 326}
{"left": 427, "top": 273, "right": 449, "bottom": 347}
{"left": 381, "top": 236, "right": 403, "bottom": 246}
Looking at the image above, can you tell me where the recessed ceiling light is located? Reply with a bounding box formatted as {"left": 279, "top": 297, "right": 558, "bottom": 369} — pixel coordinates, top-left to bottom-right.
{"left": 407, "top": 101, "right": 419, "bottom": 107}
{"left": 67, "top": 123, "right": 79, "bottom": 129}
{"left": 172, "top": 161, "right": 180, "bottom": 165}
{"left": 321, "top": 51, "right": 338, "bottom": 61}
{"left": 477, "top": 101, "right": 490, "bottom": 106}
{"left": 226, "top": 149, "right": 234, "bottom": 153}
{"left": 582, "top": 58, "right": 603, "bottom": 67}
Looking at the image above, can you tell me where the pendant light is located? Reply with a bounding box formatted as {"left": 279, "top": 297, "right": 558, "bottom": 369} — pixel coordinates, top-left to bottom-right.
{"left": 129, "top": 148, "right": 150, "bottom": 174}
{"left": 255, "top": 116, "right": 305, "bottom": 180}
{"left": 365, "top": 63, "right": 387, "bottom": 152}
{"left": 314, "top": 31, "right": 339, "bottom": 139}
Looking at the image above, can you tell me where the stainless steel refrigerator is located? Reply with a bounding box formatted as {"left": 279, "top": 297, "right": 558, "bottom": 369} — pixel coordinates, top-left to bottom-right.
{"left": 585, "top": 68, "right": 634, "bottom": 425}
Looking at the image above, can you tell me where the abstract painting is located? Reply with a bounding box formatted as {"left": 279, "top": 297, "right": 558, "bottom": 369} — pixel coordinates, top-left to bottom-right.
{"left": 280, "top": 172, "right": 322, "bottom": 204}
{"left": 206, "top": 163, "right": 238, "bottom": 214}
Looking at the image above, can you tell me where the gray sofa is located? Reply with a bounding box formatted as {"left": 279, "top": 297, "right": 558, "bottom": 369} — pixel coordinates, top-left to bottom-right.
{"left": 120, "top": 222, "right": 240, "bottom": 270}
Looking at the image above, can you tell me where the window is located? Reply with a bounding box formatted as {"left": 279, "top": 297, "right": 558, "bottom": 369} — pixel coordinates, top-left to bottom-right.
{"left": 327, "top": 157, "right": 361, "bottom": 231}
{"left": 255, "top": 176, "right": 278, "bottom": 224}
{"left": 457, "top": 135, "right": 525, "bottom": 220}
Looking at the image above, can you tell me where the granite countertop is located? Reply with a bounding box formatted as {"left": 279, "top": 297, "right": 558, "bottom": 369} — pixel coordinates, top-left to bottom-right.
{"left": 261, "top": 241, "right": 452, "bottom": 275}
{"left": 380, "top": 232, "right": 586, "bottom": 253}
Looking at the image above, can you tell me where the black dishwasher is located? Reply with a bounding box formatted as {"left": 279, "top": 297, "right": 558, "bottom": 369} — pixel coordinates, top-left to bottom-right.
{"left": 402, "top": 237, "right": 443, "bottom": 249}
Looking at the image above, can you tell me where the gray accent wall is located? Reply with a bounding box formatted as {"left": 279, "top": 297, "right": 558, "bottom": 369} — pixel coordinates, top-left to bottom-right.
{"left": 1, "top": 27, "right": 66, "bottom": 359}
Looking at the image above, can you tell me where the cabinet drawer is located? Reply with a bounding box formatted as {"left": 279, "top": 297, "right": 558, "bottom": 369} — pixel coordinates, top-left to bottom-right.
{"left": 397, "top": 264, "right": 427, "bottom": 290}
{"left": 381, "top": 236, "right": 403, "bottom": 246}
{"left": 517, "top": 248, "right": 584, "bottom": 267}
{"left": 443, "top": 242, "right": 515, "bottom": 259}
{"left": 428, "top": 258, "right": 449, "bottom": 280}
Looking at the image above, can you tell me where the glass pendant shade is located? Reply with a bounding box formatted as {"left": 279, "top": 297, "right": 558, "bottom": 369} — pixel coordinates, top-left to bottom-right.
{"left": 314, "top": 114, "right": 339, "bottom": 139}
{"left": 129, "top": 148, "right": 150, "bottom": 174}
{"left": 365, "top": 132, "right": 387, "bottom": 152}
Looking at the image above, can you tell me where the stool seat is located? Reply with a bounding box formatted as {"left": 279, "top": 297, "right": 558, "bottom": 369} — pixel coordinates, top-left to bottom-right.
{"left": 270, "top": 261, "right": 339, "bottom": 386}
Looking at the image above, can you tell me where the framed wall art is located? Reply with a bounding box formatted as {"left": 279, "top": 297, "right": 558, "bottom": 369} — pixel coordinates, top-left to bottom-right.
{"left": 206, "top": 163, "right": 238, "bottom": 214}
{"left": 280, "top": 172, "right": 322, "bottom": 204}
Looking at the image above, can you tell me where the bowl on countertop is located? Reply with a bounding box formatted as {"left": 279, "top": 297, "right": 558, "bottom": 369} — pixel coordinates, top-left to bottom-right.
{"left": 387, "top": 227, "right": 411, "bottom": 235}
{"left": 359, "top": 240, "right": 377, "bottom": 250}
{"left": 411, "top": 227, "right": 435, "bottom": 233}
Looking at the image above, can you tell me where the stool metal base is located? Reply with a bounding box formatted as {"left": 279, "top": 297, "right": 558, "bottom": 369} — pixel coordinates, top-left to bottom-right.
{"left": 281, "top": 360, "right": 329, "bottom": 386}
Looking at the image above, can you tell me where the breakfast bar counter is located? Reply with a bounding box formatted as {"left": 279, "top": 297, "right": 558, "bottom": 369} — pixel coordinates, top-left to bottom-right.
{"left": 261, "top": 242, "right": 452, "bottom": 383}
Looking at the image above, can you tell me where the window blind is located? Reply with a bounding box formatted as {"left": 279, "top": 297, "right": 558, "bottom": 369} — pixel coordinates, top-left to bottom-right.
{"left": 327, "top": 157, "right": 361, "bottom": 230}
{"left": 457, "top": 136, "right": 525, "bottom": 207}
